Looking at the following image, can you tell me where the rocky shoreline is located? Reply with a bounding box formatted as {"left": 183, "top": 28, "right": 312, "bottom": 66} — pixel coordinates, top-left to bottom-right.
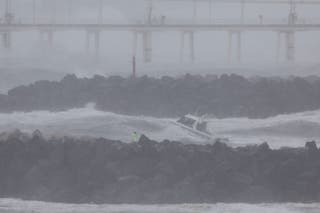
{"left": 1, "top": 74, "right": 320, "bottom": 118}
{"left": 0, "top": 130, "right": 319, "bottom": 204}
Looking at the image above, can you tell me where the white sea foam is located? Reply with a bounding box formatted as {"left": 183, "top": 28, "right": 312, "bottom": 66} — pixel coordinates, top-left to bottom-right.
{"left": 0, "top": 104, "right": 201, "bottom": 143}
{"left": 207, "top": 110, "right": 320, "bottom": 147}
{"left": 0, "top": 199, "right": 319, "bottom": 213}
{"left": 0, "top": 104, "right": 319, "bottom": 148}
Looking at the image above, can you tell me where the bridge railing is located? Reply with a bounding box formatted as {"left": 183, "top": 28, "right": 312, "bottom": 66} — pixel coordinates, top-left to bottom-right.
{"left": 1, "top": 16, "right": 320, "bottom": 26}
{"left": 158, "top": 17, "right": 320, "bottom": 25}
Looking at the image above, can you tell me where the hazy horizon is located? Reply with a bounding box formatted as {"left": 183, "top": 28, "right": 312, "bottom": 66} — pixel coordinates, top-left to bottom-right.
{"left": 1, "top": 0, "right": 320, "bottom": 80}
{"left": 1, "top": 1, "right": 320, "bottom": 211}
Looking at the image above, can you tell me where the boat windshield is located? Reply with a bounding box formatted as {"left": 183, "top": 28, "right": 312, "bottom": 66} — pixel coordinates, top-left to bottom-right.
{"left": 196, "top": 122, "right": 208, "bottom": 133}
{"left": 177, "top": 116, "right": 196, "bottom": 128}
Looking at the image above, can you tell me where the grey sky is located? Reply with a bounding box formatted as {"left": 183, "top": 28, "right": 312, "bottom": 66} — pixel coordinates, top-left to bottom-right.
{"left": 1, "top": 0, "right": 320, "bottom": 78}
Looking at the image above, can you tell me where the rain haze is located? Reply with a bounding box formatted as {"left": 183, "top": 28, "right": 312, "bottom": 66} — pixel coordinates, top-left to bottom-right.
{"left": 1, "top": 0, "right": 320, "bottom": 84}
{"left": 1, "top": 0, "right": 320, "bottom": 212}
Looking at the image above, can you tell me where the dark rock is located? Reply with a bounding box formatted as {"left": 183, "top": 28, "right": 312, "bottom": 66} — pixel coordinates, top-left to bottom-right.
{"left": 258, "top": 142, "right": 270, "bottom": 152}
{"left": 305, "top": 141, "right": 319, "bottom": 161}
{"left": 32, "top": 129, "right": 44, "bottom": 141}
{"left": 138, "top": 134, "right": 153, "bottom": 145}
{"left": 1, "top": 74, "right": 320, "bottom": 118}
{"left": 305, "top": 141, "right": 318, "bottom": 152}
{"left": 0, "top": 130, "right": 320, "bottom": 204}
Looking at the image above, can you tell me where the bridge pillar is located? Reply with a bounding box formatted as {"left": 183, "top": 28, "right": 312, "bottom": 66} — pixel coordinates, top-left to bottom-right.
{"left": 51, "top": 0, "right": 57, "bottom": 24}
{"left": 98, "top": 0, "right": 104, "bottom": 24}
{"left": 240, "top": 0, "right": 245, "bottom": 24}
{"left": 209, "top": 0, "right": 213, "bottom": 23}
{"left": 193, "top": 0, "right": 197, "bottom": 23}
{"left": 189, "top": 31, "right": 195, "bottom": 62}
{"left": 180, "top": 31, "right": 195, "bottom": 63}
{"left": 285, "top": 31, "right": 295, "bottom": 62}
{"left": 2, "top": 0, "right": 13, "bottom": 50}
{"left": 67, "top": 0, "right": 73, "bottom": 24}
{"left": 228, "top": 32, "right": 233, "bottom": 63}
{"left": 131, "top": 31, "right": 153, "bottom": 63}
{"left": 86, "top": 32, "right": 90, "bottom": 53}
{"left": 85, "top": 31, "right": 101, "bottom": 59}
{"left": 275, "top": 31, "right": 295, "bottom": 63}
{"left": 237, "top": 32, "right": 242, "bottom": 62}
{"left": 180, "top": 32, "right": 185, "bottom": 62}
{"left": 142, "top": 31, "right": 152, "bottom": 63}
{"left": 276, "top": 32, "right": 282, "bottom": 63}
{"left": 32, "top": 0, "right": 36, "bottom": 24}
{"left": 39, "top": 31, "right": 54, "bottom": 46}
{"left": 94, "top": 31, "right": 100, "bottom": 59}
{"left": 284, "top": 3, "right": 297, "bottom": 63}
{"left": 2, "top": 32, "right": 12, "bottom": 49}
{"left": 48, "top": 31, "right": 53, "bottom": 46}
{"left": 228, "top": 31, "right": 242, "bottom": 63}
{"left": 132, "top": 32, "right": 138, "bottom": 58}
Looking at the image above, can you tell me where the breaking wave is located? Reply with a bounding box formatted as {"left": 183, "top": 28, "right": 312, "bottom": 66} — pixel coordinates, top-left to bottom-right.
{"left": 0, "top": 103, "right": 320, "bottom": 147}
{"left": 0, "top": 199, "right": 319, "bottom": 213}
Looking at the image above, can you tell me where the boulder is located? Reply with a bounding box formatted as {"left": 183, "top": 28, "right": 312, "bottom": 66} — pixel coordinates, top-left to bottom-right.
{"left": 0, "top": 130, "right": 319, "bottom": 204}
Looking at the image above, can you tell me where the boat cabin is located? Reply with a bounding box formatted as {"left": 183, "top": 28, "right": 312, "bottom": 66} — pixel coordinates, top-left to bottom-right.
{"left": 177, "top": 114, "right": 209, "bottom": 133}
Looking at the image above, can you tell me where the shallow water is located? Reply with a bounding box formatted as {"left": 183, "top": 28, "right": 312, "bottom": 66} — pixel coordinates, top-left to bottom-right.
{"left": 0, "top": 199, "right": 319, "bottom": 213}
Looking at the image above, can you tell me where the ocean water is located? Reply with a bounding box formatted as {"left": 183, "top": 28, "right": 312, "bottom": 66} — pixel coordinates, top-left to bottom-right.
{"left": 0, "top": 104, "right": 319, "bottom": 148}
{"left": 0, "top": 199, "right": 319, "bottom": 213}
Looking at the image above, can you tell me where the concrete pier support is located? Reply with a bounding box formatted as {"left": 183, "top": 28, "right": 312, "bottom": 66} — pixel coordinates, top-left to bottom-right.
{"left": 132, "top": 32, "right": 138, "bottom": 58}
{"left": 3, "top": 0, "right": 13, "bottom": 50}
{"left": 284, "top": 6, "right": 297, "bottom": 62}
{"left": 48, "top": 31, "right": 53, "bottom": 46}
{"left": 180, "top": 32, "right": 185, "bottom": 62}
{"left": 285, "top": 31, "right": 295, "bottom": 62}
{"left": 189, "top": 32, "right": 195, "bottom": 62}
{"left": 228, "top": 31, "right": 242, "bottom": 63}
{"left": 39, "top": 31, "right": 54, "bottom": 46}
{"left": 32, "top": 0, "right": 36, "bottom": 24}
{"left": 240, "top": 0, "right": 245, "bottom": 24}
{"left": 180, "top": 31, "right": 195, "bottom": 63}
{"left": 98, "top": 0, "right": 103, "bottom": 24}
{"left": 131, "top": 31, "right": 152, "bottom": 63}
{"left": 228, "top": 32, "right": 232, "bottom": 63}
{"left": 94, "top": 31, "right": 100, "bottom": 59}
{"left": 193, "top": 0, "right": 197, "bottom": 23}
{"left": 86, "top": 32, "right": 90, "bottom": 53}
{"left": 2, "top": 32, "right": 12, "bottom": 49}
{"left": 51, "top": 0, "right": 57, "bottom": 24}
{"left": 276, "top": 32, "right": 281, "bottom": 63}
{"left": 276, "top": 31, "right": 295, "bottom": 63}
{"left": 142, "top": 31, "right": 152, "bottom": 63}
{"left": 85, "top": 31, "right": 101, "bottom": 59}
{"left": 209, "top": 0, "right": 214, "bottom": 23}
{"left": 237, "top": 32, "right": 242, "bottom": 62}
{"left": 67, "top": 0, "right": 73, "bottom": 24}
{"left": 5, "top": 0, "right": 11, "bottom": 13}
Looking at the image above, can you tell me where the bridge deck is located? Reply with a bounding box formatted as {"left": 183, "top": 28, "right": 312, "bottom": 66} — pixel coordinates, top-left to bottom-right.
{"left": 1, "top": 23, "right": 320, "bottom": 32}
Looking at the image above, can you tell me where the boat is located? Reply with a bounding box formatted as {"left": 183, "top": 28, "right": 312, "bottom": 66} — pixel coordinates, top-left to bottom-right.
{"left": 173, "top": 114, "right": 213, "bottom": 140}
{"left": 173, "top": 114, "right": 230, "bottom": 143}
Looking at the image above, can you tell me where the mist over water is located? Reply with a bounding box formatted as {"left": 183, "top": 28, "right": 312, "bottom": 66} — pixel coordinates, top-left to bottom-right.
{"left": 2, "top": 0, "right": 320, "bottom": 210}
{"left": 2, "top": 0, "right": 320, "bottom": 80}
{"left": 1, "top": 0, "right": 320, "bottom": 93}
{"left": 0, "top": 103, "right": 319, "bottom": 148}
{"left": 0, "top": 199, "right": 320, "bottom": 213}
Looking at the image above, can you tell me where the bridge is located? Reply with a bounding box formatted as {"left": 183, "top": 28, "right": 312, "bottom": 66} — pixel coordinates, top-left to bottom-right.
{"left": 1, "top": 0, "right": 320, "bottom": 63}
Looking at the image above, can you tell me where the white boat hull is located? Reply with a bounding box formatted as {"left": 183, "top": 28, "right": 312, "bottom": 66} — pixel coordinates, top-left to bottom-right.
{"left": 172, "top": 121, "right": 213, "bottom": 140}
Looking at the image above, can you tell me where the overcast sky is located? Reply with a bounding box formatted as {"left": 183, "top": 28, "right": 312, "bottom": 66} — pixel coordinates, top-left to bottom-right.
{"left": 1, "top": 0, "right": 320, "bottom": 78}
